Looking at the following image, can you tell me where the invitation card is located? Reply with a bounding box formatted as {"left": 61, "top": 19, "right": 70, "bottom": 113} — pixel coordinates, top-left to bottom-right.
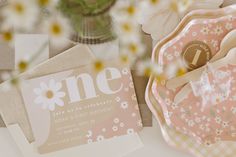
{"left": 21, "top": 59, "right": 142, "bottom": 154}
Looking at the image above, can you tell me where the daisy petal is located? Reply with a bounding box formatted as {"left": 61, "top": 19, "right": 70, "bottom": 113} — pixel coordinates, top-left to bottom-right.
{"left": 55, "top": 98, "right": 64, "bottom": 107}
{"left": 49, "top": 79, "right": 56, "bottom": 89}
{"left": 42, "top": 103, "right": 48, "bottom": 109}
{"left": 55, "top": 82, "right": 62, "bottom": 91}
{"left": 34, "top": 96, "right": 44, "bottom": 104}
{"left": 48, "top": 104, "right": 55, "bottom": 111}
{"left": 33, "top": 88, "right": 42, "bottom": 95}
{"left": 56, "top": 92, "right": 66, "bottom": 98}
{"left": 40, "top": 82, "right": 48, "bottom": 90}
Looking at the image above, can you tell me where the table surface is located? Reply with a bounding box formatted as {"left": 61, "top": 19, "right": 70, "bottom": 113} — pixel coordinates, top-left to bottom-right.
{"left": 0, "top": 118, "right": 191, "bottom": 157}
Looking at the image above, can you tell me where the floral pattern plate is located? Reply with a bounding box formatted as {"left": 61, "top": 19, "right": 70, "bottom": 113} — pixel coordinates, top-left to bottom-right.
{"left": 146, "top": 5, "right": 236, "bottom": 157}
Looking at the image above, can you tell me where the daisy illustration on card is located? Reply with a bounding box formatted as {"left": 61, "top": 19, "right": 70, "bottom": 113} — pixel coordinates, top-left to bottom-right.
{"left": 34, "top": 79, "right": 66, "bottom": 111}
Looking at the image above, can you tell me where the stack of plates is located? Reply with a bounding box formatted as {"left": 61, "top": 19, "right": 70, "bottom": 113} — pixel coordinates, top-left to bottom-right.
{"left": 146, "top": 5, "right": 236, "bottom": 157}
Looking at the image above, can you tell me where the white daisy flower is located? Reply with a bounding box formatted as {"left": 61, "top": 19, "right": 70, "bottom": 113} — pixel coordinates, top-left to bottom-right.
{"left": 212, "top": 26, "right": 223, "bottom": 36}
{"left": 87, "top": 139, "right": 93, "bottom": 144}
{"left": 171, "top": 103, "right": 178, "bottom": 110}
{"left": 0, "top": 29, "right": 14, "bottom": 45}
{"left": 174, "top": 51, "right": 180, "bottom": 57}
{"left": 37, "top": 0, "right": 58, "bottom": 8}
{"left": 123, "top": 40, "right": 146, "bottom": 57}
{"left": 222, "top": 121, "right": 229, "bottom": 128}
{"left": 215, "top": 116, "right": 222, "bottom": 124}
{"left": 2, "top": 0, "right": 39, "bottom": 30}
{"left": 164, "top": 111, "right": 173, "bottom": 119}
{"left": 114, "top": 20, "right": 141, "bottom": 44}
{"left": 165, "top": 58, "right": 186, "bottom": 79}
{"left": 96, "top": 135, "right": 104, "bottom": 141}
{"left": 231, "top": 106, "right": 236, "bottom": 114}
{"left": 137, "top": 120, "right": 143, "bottom": 127}
{"left": 204, "top": 140, "right": 211, "bottom": 146}
{"left": 122, "top": 68, "right": 129, "bottom": 75}
{"left": 215, "top": 129, "right": 223, "bottom": 136}
{"left": 0, "top": 71, "right": 23, "bottom": 92}
{"left": 92, "top": 59, "right": 105, "bottom": 72}
{"left": 111, "top": 0, "right": 139, "bottom": 21}
{"left": 211, "top": 94, "right": 225, "bottom": 104}
{"left": 131, "top": 94, "right": 137, "bottom": 101}
{"left": 112, "top": 126, "right": 118, "bottom": 132}
{"left": 120, "top": 101, "right": 129, "bottom": 109}
{"left": 195, "top": 117, "right": 201, "bottom": 123}
{"left": 211, "top": 40, "right": 218, "bottom": 48}
{"left": 166, "top": 54, "right": 173, "bottom": 61}
{"left": 102, "top": 128, "right": 106, "bottom": 132}
{"left": 225, "top": 22, "right": 233, "bottom": 30}
{"left": 113, "top": 118, "right": 119, "bottom": 124}
{"left": 119, "top": 51, "right": 136, "bottom": 67}
{"left": 127, "top": 128, "right": 135, "bottom": 135}
{"left": 115, "top": 97, "right": 121, "bottom": 102}
{"left": 120, "top": 122, "right": 124, "bottom": 127}
{"left": 200, "top": 26, "right": 210, "bottom": 35}
{"left": 86, "top": 130, "right": 92, "bottom": 138}
{"left": 16, "top": 55, "right": 30, "bottom": 73}
{"left": 34, "top": 79, "right": 66, "bottom": 111}
{"left": 0, "top": 76, "right": 21, "bottom": 92}
{"left": 42, "top": 13, "right": 72, "bottom": 47}
{"left": 187, "top": 120, "right": 195, "bottom": 127}
{"left": 136, "top": 60, "right": 162, "bottom": 77}
{"left": 137, "top": 0, "right": 165, "bottom": 24}
{"left": 129, "top": 82, "right": 134, "bottom": 89}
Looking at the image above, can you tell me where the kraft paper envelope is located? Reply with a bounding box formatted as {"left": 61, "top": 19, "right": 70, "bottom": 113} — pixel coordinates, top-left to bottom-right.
{"left": 0, "top": 45, "right": 143, "bottom": 157}
{"left": 0, "top": 43, "right": 14, "bottom": 70}
{"left": 14, "top": 34, "right": 49, "bottom": 70}
{"left": 0, "top": 34, "right": 50, "bottom": 128}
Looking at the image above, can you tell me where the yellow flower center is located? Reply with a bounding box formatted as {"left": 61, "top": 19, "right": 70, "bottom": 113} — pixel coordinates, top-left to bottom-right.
{"left": 155, "top": 75, "right": 164, "bottom": 83}
{"left": 18, "top": 60, "right": 28, "bottom": 72}
{"left": 10, "top": 78, "right": 19, "bottom": 86}
{"left": 2, "top": 31, "right": 13, "bottom": 42}
{"left": 51, "top": 23, "right": 62, "bottom": 36}
{"left": 94, "top": 60, "right": 104, "bottom": 72}
{"left": 176, "top": 68, "right": 186, "bottom": 76}
{"left": 126, "top": 5, "right": 136, "bottom": 16}
{"left": 182, "top": 0, "right": 189, "bottom": 6}
{"left": 170, "top": 1, "right": 178, "bottom": 12}
{"left": 38, "top": 0, "right": 50, "bottom": 7}
{"left": 46, "top": 90, "right": 54, "bottom": 99}
{"left": 120, "top": 55, "right": 129, "bottom": 64}
{"left": 14, "top": 3, "right": 25, "bottom": 14}
{"left": 144, "top": 67, "right": 152, "bottom": 77}
{"left": 150, "top": 0, "right": 159, "bottom": 5}
{"left": 129, "top": 43, "right": 138, "bottom": 54}
{"left": 122, "top": 23, "right": 132, "bottom": 32}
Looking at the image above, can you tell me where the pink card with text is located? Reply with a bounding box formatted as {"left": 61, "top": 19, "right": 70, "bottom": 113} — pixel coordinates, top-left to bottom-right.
{"left": 20, "top": 60, "right": 142, "bottom": 154}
